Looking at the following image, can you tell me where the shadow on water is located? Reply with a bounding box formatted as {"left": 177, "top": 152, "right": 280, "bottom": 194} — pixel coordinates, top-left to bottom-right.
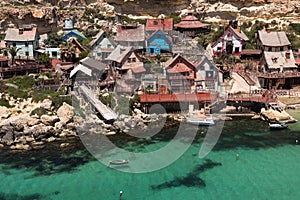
{"left": 0, "top": 192, "right": 42, "bottom": 200}
{"left": 111, "top": 118, "right": 300, "bottom": 153}
{"left": 151, "top": 159, "right": 222, "bottom": 190}
{"left": 0, "top": 138, "right": 95, "bottom": 176}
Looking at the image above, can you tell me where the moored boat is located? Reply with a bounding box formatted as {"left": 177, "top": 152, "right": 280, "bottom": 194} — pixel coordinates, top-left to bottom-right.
{"left": 269, "top": 123, "right": 288, "bottom": 130}
{"left": 109, "top": 159, "right": 129, "bottom": 165}
{"left": 186, "top": 117, "right": 215, "bottom": 126}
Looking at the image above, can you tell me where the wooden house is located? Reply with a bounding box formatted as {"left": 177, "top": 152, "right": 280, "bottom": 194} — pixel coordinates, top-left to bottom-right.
{"left": 147, "top": 30, "right": 172, "bottom": 54}
{"left": 4, "top": 24, "right": 40, "bottom": 60}
{"left": 165, "top": 55, "right": 196, "bottom": 94}
{"left": 89, "top": 30, "right": 116, "bottom": 61}
{"left": 211, "top": 22, "right": 249, "bottom": 58}
{"left": 115, "top": 24, "right": 145, "bottom": 49}
{"left": 146, "top": 18, "right": 173, "bottom": 34}
{"left": 256, "top": 30, "right": 292, "bottom": 52}
{"left": 194, "top": 56, "right": 224, "bottom": 92}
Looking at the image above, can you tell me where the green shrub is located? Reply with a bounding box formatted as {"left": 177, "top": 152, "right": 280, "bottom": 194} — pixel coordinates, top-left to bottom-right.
{"left": 30, "top": 107, "right": 47, "bottom": 117}
{"left": 0, "top": 97, "right": 11, "bottom": 107}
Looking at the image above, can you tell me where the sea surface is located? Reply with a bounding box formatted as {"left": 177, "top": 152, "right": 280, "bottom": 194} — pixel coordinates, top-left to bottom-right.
{"left": 0, "top": 111, "right": 300, "bottom": 200}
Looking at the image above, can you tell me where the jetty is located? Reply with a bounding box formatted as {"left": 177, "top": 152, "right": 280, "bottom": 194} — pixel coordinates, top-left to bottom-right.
{"left": 79, "top": 85, "right": 118, "bottom": 121}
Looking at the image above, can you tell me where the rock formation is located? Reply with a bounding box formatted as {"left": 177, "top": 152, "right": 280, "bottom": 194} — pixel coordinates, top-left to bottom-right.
{"left": 0, "top": 0, "right": 299, "bottom": 34}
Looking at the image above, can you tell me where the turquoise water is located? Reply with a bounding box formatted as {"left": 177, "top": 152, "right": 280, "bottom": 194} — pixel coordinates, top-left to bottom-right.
{"left": 1, "top": 112, "right": 300, "bottom": 200}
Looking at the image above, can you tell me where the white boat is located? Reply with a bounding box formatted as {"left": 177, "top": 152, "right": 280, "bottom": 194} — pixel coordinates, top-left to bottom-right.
{"left": 186, "top": 110, "right": 215, "bottom": 126}
{"left": 269, "top": 123, "right": 288, "bottom": 130}
{"left": 186, "top": 116, "right": 215, "bottom": 126}
{"left": 109, "top": 159, "right": 129, "bottom": 165}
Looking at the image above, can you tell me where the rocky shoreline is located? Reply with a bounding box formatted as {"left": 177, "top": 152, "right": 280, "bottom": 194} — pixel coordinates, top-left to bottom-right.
{"left": 1, "top": 93, "right": 299, "bottom": 151}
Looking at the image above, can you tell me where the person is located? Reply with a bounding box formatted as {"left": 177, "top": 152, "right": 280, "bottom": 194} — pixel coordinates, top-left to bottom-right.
{"left": 120, "top": 191, "right": 123, "bottom": 200}
{"left": 236, "top": 153, "right": 239, "bottom": 160}
{"left": 296, "top": 139, "right": 298, "bottom": 145}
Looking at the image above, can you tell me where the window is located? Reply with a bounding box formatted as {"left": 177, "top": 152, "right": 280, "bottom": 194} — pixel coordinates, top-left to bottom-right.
{"left": 280, "top": 47, "right": 283, "bottom": 51}
{"left": 25, "top": 51, "right": 29, "bottom": 56}
{"left": 268, "top": 47, "right": 272, "bottom": 51}
{"left": 25, "top": 42, "right": 28, "bottom": 47}
{"left": 217, "top": 47, "right": 222, "bottom": 52}
{"left": 13, "top": 43, "right": 16, "bottom": 47}
{"left": 52, "top": 52, "right": 57, "bottom": 58}
{"left": 235, "top": 47, "right": 239, "bottom": 53}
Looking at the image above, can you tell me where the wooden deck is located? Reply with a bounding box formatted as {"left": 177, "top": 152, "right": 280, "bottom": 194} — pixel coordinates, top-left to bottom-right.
{"left": 140, "top": 93, "right": 219, "bottom": 103}
{"left": 140, "top": 91, "right": 276, "bottom": 104}
{"left": 257, "top": 72, "right": 300, "bottom": 79}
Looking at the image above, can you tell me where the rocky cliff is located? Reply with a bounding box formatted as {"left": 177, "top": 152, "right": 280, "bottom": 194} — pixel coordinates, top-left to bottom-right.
{"left": 0, "top": 0, "right": 299, "bottom": 34}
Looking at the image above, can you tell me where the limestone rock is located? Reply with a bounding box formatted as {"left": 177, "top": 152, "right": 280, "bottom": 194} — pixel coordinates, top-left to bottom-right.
{"left": 41, "top": 99, "right": 53, "bottom": 110}
{"left": 0, "top": 106, "right": 11, "bottom": 119}
{"left": 57, "top": 103, "right": 74, "bottom": 123}
{"left": 10, "top": 143, "right": 31, "bottom": 150}
{"left": 41, "top": 114, "right": 59, "bottom": 126}
{"left": 27, "top": 117, "right": 40, "bottom": 126}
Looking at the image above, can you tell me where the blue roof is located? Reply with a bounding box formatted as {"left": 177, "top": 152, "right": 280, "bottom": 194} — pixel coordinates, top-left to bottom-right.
{"left": 62, "top": 30, "right": 87, "bottom": 41}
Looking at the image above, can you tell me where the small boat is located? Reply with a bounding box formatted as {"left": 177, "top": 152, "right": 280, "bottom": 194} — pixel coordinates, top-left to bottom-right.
{"left": 269, "top": 123, "right": 288, "bottom": 130}
{"left": 109, "top": 159, "right": 129, "bottom": 165}
{"left": 186, "top": 117, "right": 215, "bottom": 126}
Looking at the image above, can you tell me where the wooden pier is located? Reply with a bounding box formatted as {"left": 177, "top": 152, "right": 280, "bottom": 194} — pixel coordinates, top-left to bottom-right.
{"left": 79, "top": 85, "right": 118, "bottom": 121}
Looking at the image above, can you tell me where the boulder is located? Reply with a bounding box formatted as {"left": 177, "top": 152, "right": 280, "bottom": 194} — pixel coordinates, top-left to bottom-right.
{"left": 1, "top": 127, "right": 14, "bottom": 145}
{"left": 41, "top": 99, "right": 52, "bottom": 110}
{"left": 10, "top": 144, "right": 31, "bottom": 150}
{"left": 0, "top": 106, "right": 11, "bottom": 119}
{"left": 57, "top": 103, "right": 74, "bottom": 123}
{"left": 41, "top": 114, "right": 59, "bottom": 126}
{"left": 60, "top": 143, "right": 70, "bottom": 148}
{"left": 27, "top": 117, "right": 40, "bottom": 126}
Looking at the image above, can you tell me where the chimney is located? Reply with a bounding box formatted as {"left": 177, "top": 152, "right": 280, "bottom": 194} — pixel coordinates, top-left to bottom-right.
{"left": 266, "top": 28, "right": 271, "bottom": 33}
{"left": 285, "top": 51, "right": 290, "bottom": 60}
{"left": 237, "top": 25, "right": 241, "bottom": 33}
{"left": 105, "top": 26, "right": 109, "bottom": 34}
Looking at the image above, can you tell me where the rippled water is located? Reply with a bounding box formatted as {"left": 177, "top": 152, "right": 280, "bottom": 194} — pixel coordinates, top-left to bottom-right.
{"left": 0, "top": 112, "right": 300, "bottom": 200}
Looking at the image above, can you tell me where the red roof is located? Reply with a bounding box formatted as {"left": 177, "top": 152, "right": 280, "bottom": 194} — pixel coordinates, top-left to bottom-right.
{"left": 51, "top": 59, "right": 61, "bottom": 70}
{"left": 146, "top": 18, "right": 173, "bottom": 32}
{"left": 167, "top": 63, "right": 191, "bottom": 73}
{"left": 115, "top": 24, "right": 145, "bottom": 42}
{"left": 174, "top": 13, "right": 210, "bottom": 29}
{"left": 131, "top": 66, "right": 146, "bottom": 73}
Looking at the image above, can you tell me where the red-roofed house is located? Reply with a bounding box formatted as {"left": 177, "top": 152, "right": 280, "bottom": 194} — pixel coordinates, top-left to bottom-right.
{"left": 174, "top": 10, "right": 210, "bottom": 37}
{"left": 165, "top": 55, "right": 196, "bottom": 93}
{"left": 146, "top": 18, "right": 173, "bottom": 34}
{"left": 115, "top": 24, "right": 145, "bottom": 49}
{"left": 211, "top": 22, "right": 249, "bottom": 58}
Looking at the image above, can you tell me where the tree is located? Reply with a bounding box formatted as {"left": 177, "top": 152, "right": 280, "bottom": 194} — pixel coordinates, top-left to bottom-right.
{"left": 36, "top": 53, "right": 51, "bottom": 67}
{"left": 8, "top": 47, "right": 21, "bottom": 65}
{"left": 60, "top": 42, "right": 76, "bottom": 62}
{"left": 44, "top": 33, "right": 63, "bottom": 47}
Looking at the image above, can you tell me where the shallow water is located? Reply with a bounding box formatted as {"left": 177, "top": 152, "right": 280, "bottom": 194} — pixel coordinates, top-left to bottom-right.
{"left": 0, "top": 111, "right": 300, "bottom": 200}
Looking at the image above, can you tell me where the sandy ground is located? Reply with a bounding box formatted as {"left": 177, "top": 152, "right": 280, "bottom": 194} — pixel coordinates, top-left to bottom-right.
{"left": 278, "top": 97, "right": 300, "bottom": 105}
{"left": 229, "top": 72, "right": 259, "bottom": 94}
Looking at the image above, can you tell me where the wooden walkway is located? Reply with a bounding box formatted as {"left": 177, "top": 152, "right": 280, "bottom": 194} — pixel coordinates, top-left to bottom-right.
{"left": 79, "top": 85, "right": 118, "bottom": 121}
{"left": 140, "top": 91, "right": 276, "bottom": 104}
{"left": 140, "top": 93, "right": 219, "bottom": 103}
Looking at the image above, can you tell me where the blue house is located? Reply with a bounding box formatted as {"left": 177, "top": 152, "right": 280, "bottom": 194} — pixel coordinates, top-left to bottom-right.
{"left": 62, "top": 30, "right": 86, "bottom": 41}
{"left": 147, "top": 30, "right": 171, "bottom": 54}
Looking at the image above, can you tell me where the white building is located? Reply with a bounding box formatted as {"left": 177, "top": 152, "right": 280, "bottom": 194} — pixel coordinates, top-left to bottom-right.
{"left": 4, "top": 24, "right": 39, "bottom": 60}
